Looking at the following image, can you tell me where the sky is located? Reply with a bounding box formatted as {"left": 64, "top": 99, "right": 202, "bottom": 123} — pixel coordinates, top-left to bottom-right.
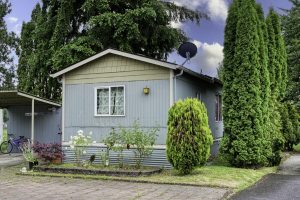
{"left": 5, "top": 0, "right": 293, "bottom": 77}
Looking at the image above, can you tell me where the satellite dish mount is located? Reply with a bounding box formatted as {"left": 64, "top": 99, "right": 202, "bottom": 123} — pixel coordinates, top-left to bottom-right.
{"left": 178, "top": 42, "right": 198, "bottom": 66}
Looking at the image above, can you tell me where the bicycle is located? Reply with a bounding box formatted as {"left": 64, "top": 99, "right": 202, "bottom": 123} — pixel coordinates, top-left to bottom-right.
{"left": 0, "top": 134, "right": 28, "bottom": 154}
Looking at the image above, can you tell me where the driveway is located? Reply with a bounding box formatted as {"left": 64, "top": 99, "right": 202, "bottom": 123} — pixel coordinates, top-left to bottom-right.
{"left": 0, "top": 153, "right": 24, "bottom": 168}
{"left": 0, "top": 165, "right": 229, "bottom": 200}
{"left": 231, "top": 154, "right": 300, "bottom": 200}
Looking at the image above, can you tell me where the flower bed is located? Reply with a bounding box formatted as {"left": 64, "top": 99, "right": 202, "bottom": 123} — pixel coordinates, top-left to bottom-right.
{"left": 33, "top": 164, "right": 162, "bottom": 177}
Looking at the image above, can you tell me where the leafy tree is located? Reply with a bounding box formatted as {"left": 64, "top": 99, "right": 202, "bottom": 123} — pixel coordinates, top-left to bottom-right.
{"left": 17, "top": 3, "right": 61, "bottom": 99}
{"left": 0, "top": 0, "right": 17, "bottom": 89}
{"left": 167, "top": 98, "right": 213, "bottom": 174}
{"left": 18, "top": 0, "right": 206, "bottom": 100}
{"left": 282, "top": 0, "right": 300, "bottom": 111}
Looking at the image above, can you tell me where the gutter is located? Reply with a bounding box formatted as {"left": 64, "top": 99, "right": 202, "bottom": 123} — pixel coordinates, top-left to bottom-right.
{"left": 174, "top": 69, "right": 184, "bottom": 102}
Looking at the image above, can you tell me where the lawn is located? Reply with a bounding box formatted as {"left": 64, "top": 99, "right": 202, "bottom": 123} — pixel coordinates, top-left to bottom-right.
{"left": 294, "top": 143, "right": 300, "bottom": 152}
{"left": 22, "top": 162, "right": 277, "bottom": 192}
{"left": 130, "top": 165, "right": 276, "bottom": 191}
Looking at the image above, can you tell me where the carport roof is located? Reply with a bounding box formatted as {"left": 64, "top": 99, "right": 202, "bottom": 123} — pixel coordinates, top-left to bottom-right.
{"left": 0, "top": 90, "right": 61, "bottom": 108}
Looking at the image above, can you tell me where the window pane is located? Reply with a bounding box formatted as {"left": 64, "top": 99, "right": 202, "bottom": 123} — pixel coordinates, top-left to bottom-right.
{"left": 215, "top": 95, "right": 219, "bottom": 121}
{"left": 215, "top": 95, "right": 222, "bottom": 121}
{"left": 219, "top": 95, "right": 222, "bottom": 121}
{"left": 110, "top": 87, "right": 124, "bottom": 115}
{"left": 97, "top": 88, "right": 109, "bottom": 115}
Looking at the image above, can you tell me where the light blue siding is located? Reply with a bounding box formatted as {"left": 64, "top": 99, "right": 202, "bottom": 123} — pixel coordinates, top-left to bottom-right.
{"left": 7, "top": 105, "right": 62, "bottom": 144}
{"left": 64, "top": 80, "right": 170, "bottom": 144}
{"left": 176, "top": 74, "right": 223, "bottom": 155}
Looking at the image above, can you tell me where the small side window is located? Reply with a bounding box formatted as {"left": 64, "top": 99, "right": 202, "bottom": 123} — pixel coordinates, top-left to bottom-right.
{"left": 196, "top": 91, "right": 201, "bottom": 100}
{"left": 215, "top": 94, "right": 222, "bottom": 121}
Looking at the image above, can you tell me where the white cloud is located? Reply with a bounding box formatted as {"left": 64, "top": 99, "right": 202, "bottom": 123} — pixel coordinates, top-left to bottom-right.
{"left": 170, "top": 21, "right": 183, "bottom": 29}
{"left": 168, "top": 0, "right": 228, "bottom": 21}
{"left": 192, "top": 40, "right": 202, "bottom": 48}
{"left": 192, "top": 40, "right": 224, "bottom": 77}
{"left": 206, "top": 0, "right": 228, "bottom": 21}
{"left": 13, "top": 23, "right": 22, "bottom": 36}
{"left": 7, "top": 16, "right": 18, "bottom": 23}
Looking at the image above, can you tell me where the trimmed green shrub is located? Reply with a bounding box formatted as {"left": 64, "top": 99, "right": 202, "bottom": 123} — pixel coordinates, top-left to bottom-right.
{"left": 166, "top": 98, "right": 213, "bottom": 174}
{"left": 281, "top": 102, "right": 300, "bottom": 151}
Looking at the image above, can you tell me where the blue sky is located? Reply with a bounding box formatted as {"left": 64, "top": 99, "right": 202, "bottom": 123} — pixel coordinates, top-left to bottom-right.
{"left": 5, "top": 0, "right": 292, "bottom": 77}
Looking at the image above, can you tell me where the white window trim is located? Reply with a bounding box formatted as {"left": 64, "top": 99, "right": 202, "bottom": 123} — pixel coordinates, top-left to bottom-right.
{"left": 94, "top": 85, "right": 126, "bottom": 117}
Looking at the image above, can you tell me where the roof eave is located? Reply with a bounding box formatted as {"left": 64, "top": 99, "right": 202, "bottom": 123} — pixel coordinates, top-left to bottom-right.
{"left": 178, "top": 67, "right": 223, "bottom": 86}
{"left": 0, "top": 90, "right": 61, "bottom": 107}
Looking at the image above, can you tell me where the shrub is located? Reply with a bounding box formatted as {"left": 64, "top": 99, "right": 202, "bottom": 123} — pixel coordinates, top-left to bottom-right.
{"left": 126, "top": 121, "right": 158, "bottom": 168}
{"left": 69, "top": 130, "right": 92, "bottom": 165}
{"left": 33, "top": 142, "right": 64, "bottom": 163}
{"left": 166, "top": 98, "right": 213, "bottom": 174}
{"left": 281, "top": 102, "right": 300, "bottom": 151}
{"left": 20, "top": 140, "right": 38, "bottom": 163}
{"left": 103, "top": 121, "right": 158, "bottom": 168}
{"left": 103, "top": 128, "right": 124, "bottom": 167}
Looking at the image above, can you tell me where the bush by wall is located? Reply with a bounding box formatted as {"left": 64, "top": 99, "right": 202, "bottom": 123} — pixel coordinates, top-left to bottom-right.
{"left": 166, "top": 98, "right": 213, "bottom": 174}
{"left": 103, "top": 121, "right": 158, "bottom": 169}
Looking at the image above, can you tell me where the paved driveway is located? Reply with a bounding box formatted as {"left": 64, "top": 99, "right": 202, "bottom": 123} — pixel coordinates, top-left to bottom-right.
{"left": 231, "top": 154, "right": 300, "bottom": 200}
{"left": 0, "top": 165, "right": 229, "bottom": 200}
{"left": 0, "top": 153, "right": 24, "bottom": 167}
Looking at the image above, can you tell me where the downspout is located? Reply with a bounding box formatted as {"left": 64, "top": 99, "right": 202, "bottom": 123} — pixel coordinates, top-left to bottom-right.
{"left": 174, "top": 69, "right": 184, "bottom": 102}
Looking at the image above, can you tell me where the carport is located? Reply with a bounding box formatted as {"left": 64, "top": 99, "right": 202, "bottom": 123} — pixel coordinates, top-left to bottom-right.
{"left": 0, "top": 90, "right": 62, "bottom": 143}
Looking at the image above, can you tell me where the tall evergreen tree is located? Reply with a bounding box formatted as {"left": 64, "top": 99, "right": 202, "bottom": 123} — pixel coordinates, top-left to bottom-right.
{"left": 220, "top": 0, "right": 240, "bottom": 161}
{"left": 282, "top": 0, "right": 300, "bottom": 110}
{"left": 221, "top": 0, "right": 269, "bottom": 167}
{"left": 256, "top": 4, "right": 271, "bottom": 145}
{"left": 280, "top": 102, "right": 300, "bottom": 151}
{"left": 221, "top": 0, "right": 240, "bottom": 164}
{"left": 267, "top": 9, "right": 288, "bottom": 99}
{"left": 266, "top": 9, "right": 287, "bottom": 165}
{"left": 0, "top": 0, "right": 17, "bottom": 89}
{"left": 18, "top": 0, "right": 206, "bottom": 100}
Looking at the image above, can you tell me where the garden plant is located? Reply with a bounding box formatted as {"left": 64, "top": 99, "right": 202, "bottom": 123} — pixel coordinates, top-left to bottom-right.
{"left": 167, "top": 98, "right": 213, "bottom": 175}
{"left": 69, "top": 130, "right": 92, "bottom": 165}
{"left": 33, "top": 142, "right": 64, "bottom": 164}
{"left": 103, "top": 121, "right": 158, "bottom": 169}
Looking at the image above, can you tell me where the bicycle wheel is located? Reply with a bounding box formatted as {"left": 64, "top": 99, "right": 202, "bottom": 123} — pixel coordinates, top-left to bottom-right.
{"left": 0, "top": 141, "right": 13, "bottom": 154}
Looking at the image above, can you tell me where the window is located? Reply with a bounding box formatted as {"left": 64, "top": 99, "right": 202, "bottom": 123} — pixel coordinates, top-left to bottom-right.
{"left": 215, "top": 94, "right": 222, "bottom": 121}
{"left": 95, "top": 86, "right": 125, "bottom": 116}
{"left": 196, "top": 91, "right": 201, "bottom": 100}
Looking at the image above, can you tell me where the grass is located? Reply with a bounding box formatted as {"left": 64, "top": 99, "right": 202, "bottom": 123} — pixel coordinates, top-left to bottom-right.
{"left": 21, "top": 160, "right": 277, "bottom": 192}
{"left": 294, "top": 143, "right": 300, "bottom": 152}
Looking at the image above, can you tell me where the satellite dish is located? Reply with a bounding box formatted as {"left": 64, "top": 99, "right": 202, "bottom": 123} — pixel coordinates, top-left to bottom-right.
{"left": 178, "top": 42, "right": 198, "bottom": 60}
